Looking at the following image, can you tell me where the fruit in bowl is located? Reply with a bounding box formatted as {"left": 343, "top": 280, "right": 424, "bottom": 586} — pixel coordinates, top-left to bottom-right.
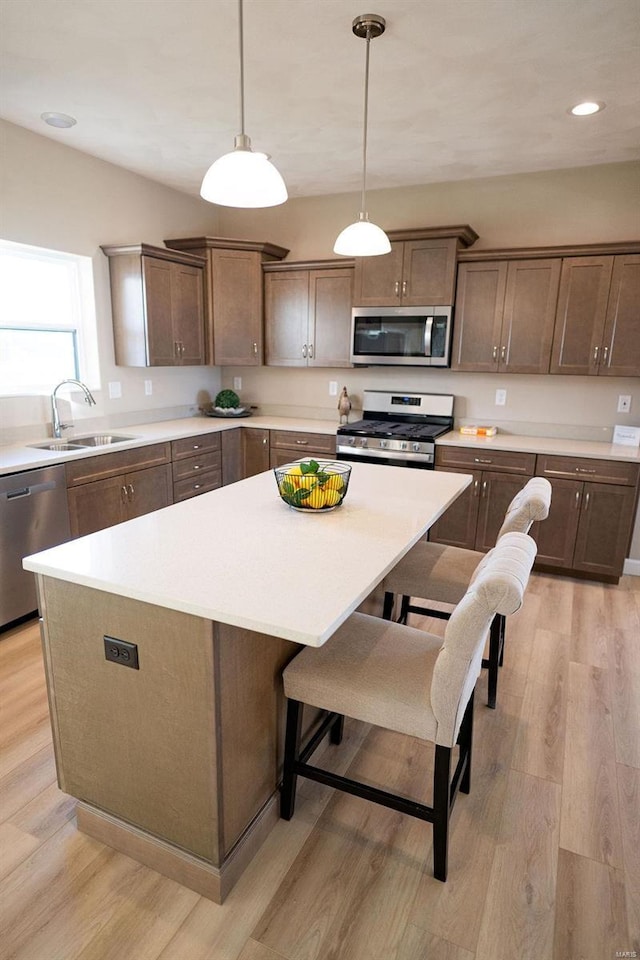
{"left": 274, "top": 460, "right": 352, "bottom": 512}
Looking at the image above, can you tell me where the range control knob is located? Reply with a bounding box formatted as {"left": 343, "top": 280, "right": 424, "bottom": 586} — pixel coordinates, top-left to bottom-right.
{"left": 348, "top": 437, "right": 356, "bottom": 446}
{"left": 401, "top": 441, "right": 408, "bottom": 450}
{"left": 413, "top": 442, "right": 421, "bottom": 452}
{"left": 360, "top": 438, "right": 368, "bottom": 448}
{"left": 380, "top": 439, "right": 388, "bottom": 448}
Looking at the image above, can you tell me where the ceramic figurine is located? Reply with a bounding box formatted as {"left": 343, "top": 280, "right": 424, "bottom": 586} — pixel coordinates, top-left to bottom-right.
{"left": 338, "top": 386, "right": 352, "bottom": 424}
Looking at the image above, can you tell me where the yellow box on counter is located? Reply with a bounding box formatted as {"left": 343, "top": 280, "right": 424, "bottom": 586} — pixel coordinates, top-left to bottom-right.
{"left": 459, "top": 425, "right": 498, "bottom": 437}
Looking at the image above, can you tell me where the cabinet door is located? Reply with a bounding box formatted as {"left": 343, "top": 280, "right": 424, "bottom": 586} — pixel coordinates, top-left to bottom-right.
{"left": 531, "top": 477, "right": 582, "bottom": 568}
{"left": 265, "top": 271, "right": 310, "bottom": 366}
{"left": 600, "top": 254, "right": 640, "bottom": 377}
{"left": 352, "top": 243, "right": 404, "bottom": 306}
{"left": 221, "top": 429, "right": 243, "bottom": 486}
{"left": 550, "top": 256, "right": 613, "bottom": 375}
{"left": 211, "top": 249, "right": 263, "bottom": 365}
{"left": 401, "top": 238, "right": 457, "bottom": 306}
{"left": 451, "top": 261, "right": 507, "bottom": 371}
{"left": 573, "top": 482, "right": 637, "bottom": 578}
{"left": 308, "top": 268, "right": 353, "bottom": 367}
{"left": 171, "top": 262, "right": 205, "bottom": 365}
{"left": 243, "top": 428, "right": 270, "bottom": 478}
{"left": 428, "top": 467, "right": 481, "bottom": 549}
{"left": 67, "top": 475, "right": 127, "bottom": 537}
{"left": 143, "top": 257, "right": 176, "bottom": 365}
{"left": 474, "top": 472, "right": 531, "bottom": 552}
{"left": 125, "top": 464, "right": 173, "bottom": 520}
{"left": 500, "top": 259, "right": 561, "bottom": 373}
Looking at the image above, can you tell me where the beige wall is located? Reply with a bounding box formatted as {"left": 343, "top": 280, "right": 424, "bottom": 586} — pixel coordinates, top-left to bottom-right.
{"left": 0, "top": 119, "right": 221, "bottom": 437}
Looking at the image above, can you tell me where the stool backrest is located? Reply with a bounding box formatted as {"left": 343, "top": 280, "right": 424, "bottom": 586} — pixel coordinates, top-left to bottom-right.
{"left": 430, "top": 532, "right": 537, "bottom": 747}
{"left": 497, "top": 477, "right": 552, "bottom": 541}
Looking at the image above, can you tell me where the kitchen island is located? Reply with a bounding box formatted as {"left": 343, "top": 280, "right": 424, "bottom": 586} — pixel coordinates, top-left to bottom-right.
{"left": 23, "top": 462, "right": 471, "bottom": 902}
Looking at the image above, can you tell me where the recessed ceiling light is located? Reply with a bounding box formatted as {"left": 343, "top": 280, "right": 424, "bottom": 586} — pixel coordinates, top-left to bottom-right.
{"left": 41, "top": 112, "right": 77, "bottom": 128}
{"left": 568, "top": 101, "right": 605, "bottom": 116}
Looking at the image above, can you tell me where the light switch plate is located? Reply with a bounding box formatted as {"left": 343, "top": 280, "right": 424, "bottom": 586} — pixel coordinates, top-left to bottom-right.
{"left": 108, "top": 381, "right": 122, "bottom": 400}
{"left": 329, "top": 381, "right": 338, "bottom": 397}
{"left": 495, "top": 389, "right": 507, "bottom": 406}
{"left": 144, "top": 379, "right": 152, "bottom": 396}
{"left": 618, "top": 395, "right": 631, "bottom": 413}
{"left": 233, "top": 377, "right": 242, "bottom": 391}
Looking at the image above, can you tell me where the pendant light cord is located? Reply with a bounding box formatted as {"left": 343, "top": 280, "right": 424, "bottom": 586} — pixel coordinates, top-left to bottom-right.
{"left": 360, "top": 24, "right": 372, "bottom": 216}
{"left": 238, "top": 0, "right": 245, "bottom": 136}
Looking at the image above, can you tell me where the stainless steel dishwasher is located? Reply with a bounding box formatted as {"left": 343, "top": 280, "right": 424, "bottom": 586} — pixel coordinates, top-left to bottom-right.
{"left": 0, "top": 464, "right": 71, "bottom": 629}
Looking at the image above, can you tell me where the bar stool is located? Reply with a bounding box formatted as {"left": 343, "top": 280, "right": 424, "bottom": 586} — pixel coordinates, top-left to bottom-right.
{"left": 382, "top": 476, "right": 551, "bottom": 708}
{"left": 281, "top": 532, "right": 538, "bottom": 882}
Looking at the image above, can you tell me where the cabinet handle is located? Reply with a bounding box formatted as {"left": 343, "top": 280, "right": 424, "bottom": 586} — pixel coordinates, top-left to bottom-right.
{"left": 192, "top": 444, "right": 201, "bottom": 450}
{"left": 253, "top": 341, "right": 258, "bottom": 356}
{"left": 575, "top": 490, "right": 581, "bottom": 509}
{"left": 193, "top": 483, "right": 202, "bottom": 490}
{"left": 262, "top": 437, "right": 267, "bottom": 445}
{"left": 501, "top": 345, "right": 506, "bottom": 361}
{"left": 603, "top": 344, "right": 609, "bottom": 364}
{"left": 394, "top": 281, "right": 400, "bottom": 297}
{"left": 295, "top": 439, "right": 309, "bottom": 445}
{"left": 402, "top": 280, "right": 407, "bottom": 296}
{"left": 492, "top": 346, "right": 498, "bottom": 361}
{"left": 584, "top": 491, "right": 590, "bottom": 511}
{"left": 193, "top": 464, "right": 201, "bottom": 470}
{"left": 308, "top": 343, "right": 314, "bottom": 358}
{"left": 481, "top": 480, "right": 487, "bottom": 498}
{"left": 575, "top": 467, "right": 596, "bottom": 474}
{"left": 121, "top": 485, "right": 128, "bottom": 503}
{"left": 473, "top": 479, "right": 479, "bottom": 497}
{"left": 174, "top": 341, "right": 179, "bottom": 358}
{"left": 127, "top": 483, "right": 135, "bottom": 500}
{"left": 302, "top": 344, "right": 308, "bottom": 358}
{"left": 474, "top": 457, "right": 493, "bottom": 464}
{"left": 593, "top": 345, "right": 599, "bottom": 363}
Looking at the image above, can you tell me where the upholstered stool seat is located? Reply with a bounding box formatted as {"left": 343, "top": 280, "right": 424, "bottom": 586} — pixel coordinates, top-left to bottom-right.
{"left": 281, "top": 532, "right": 538, "bottom": 882}
{"left": 382, "top": 476, "right": 551, "bottom": 708}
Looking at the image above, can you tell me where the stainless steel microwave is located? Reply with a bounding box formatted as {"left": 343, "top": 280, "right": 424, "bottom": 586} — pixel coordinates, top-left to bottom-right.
{"left": 350, "top": 305, "right": 453, "bottom": 366}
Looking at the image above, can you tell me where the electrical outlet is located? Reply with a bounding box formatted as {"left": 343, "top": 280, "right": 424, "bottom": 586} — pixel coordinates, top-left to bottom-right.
{"left": 329, "top": 380, "right": 338, "bottom": 397}
{"left": 144, "top": 379, "right": 153, "bottom": 396}
{"left": 495, "top": 389, "right": 507, "bottom": 406}
{"left": 103, "top": 636, "right": 139, "bottom": 669}
{"left": 108, "top": 381, "right": 122, "bottom": 400}
{"left": 618, "top": 394, "right": 631, "bottom": 413}
{"left": 233, "top": 377, "right": 242, "bottom": 391}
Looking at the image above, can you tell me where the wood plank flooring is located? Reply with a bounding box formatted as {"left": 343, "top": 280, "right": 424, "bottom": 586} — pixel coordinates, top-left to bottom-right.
{"left": 1, "top": 572, "right": 638, "bottom": 960}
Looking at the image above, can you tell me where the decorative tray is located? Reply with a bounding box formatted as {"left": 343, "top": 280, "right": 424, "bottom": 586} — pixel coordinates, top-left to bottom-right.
{"left": 204, "top": 408, "right": 252, "bottom": 419}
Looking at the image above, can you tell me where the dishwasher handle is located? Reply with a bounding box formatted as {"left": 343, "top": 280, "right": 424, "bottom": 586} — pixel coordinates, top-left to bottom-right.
{"left": 3, "top": 480, "right": 57, "bottom": 501}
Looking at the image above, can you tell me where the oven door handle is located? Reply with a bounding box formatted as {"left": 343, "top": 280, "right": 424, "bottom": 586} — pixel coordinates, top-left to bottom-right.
{"left": 424, "top": 316, "right": 433, "bottom": 357}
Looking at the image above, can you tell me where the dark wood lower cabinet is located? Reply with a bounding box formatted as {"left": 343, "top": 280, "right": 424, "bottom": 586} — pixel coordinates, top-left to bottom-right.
{"left": 429, "top": 468, "right": 481, "bottom": 549}
{"left": 243, "top": 428, "right": 270, "bottom": 478}
{"left": 474, "top": 472, "right": 535, "bottom": 552}
{"left": 67, "top": 464, "right": 173, "bottom": 537}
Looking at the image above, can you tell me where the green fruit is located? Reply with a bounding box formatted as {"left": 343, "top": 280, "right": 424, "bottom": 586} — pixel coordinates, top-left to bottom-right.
{"left": 215, "top": 389, "right": 240, "bottom": 409}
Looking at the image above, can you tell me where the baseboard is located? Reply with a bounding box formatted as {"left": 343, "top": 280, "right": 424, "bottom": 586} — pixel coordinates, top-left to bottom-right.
{"left": 623, "top": 558, "right": 640, "bottom": 577}
{"left": 76, "top": 792, "right": 280, "bottom": 903}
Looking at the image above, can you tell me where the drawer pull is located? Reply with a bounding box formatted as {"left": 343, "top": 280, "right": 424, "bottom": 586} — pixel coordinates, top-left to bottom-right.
{"left": 474, "top": 457, "right": 493, "bottom": 464}
{"left": 193, "top": 464, "right": 201, "bottom": 470}
{"left": 192, "top": 444, "right": 201, "bottom": 450}
{"left": 575, "top": 467, "right": 596, "bottom": 474}
{"left": 193, "top": 484, "right": 202, "bottom": 490}
{"left": 295, "top": 439, "right": 309, "bottom": 445}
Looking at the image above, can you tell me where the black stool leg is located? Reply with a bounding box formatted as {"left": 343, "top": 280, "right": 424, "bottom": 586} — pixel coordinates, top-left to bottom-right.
{"left": 330, "top": 713, "right": 345, "bottom": 744}
{"left": 382, "top": 591, "right": 394, "bottom": 621}
{"left": 487, "top": 616, "right": 501, "bottom": 709}
{"left": 498, "top": 613, "right": 506, "bottom": 667}
{"left": 398, "top": 594, "right": 410, "bottom": 625}
{"left": 433, "top": 744, "right": 451, "bottom": 882}
{"left": 459, "top": 691, "right": 474, "bottom": 795}
{"left": 281, "top": 698, "right": 303, "bottom": 820}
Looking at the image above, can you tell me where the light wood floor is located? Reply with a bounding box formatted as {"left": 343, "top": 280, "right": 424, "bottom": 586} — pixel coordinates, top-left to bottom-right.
{"left": 1, "top": 571, "right": 638, "bottom": 960}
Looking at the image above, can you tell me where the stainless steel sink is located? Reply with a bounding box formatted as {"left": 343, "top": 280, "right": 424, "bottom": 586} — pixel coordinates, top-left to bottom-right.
{"left": 29, "top": 434, "right": 137, "bottom": 451}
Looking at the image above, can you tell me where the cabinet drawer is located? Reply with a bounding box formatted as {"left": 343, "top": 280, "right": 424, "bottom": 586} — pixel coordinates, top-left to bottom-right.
{"left": 270, "top": 430, "right": 335, "bottom": 455}
{"left": 171, "top": 433, "right": 221, "bottom": 460}
{"left": 435, "top": 445, "right": 536, "bottom": 476}
{"left": 537, "top": 454, "right": 640, "bottom": 487}
{"left": 65, "top": 443, "right": 171, "bottom": 486}
{"left": 173, "top": 471, "right": 222, "bottom": 501}
{"left": 172, "top": 451, "right": 222, "bottom": 482}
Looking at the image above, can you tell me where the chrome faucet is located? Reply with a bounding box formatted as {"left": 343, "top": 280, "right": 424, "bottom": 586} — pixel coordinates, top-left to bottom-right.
{"left": 51, "top": 379, "right": 97, "bottom": 438}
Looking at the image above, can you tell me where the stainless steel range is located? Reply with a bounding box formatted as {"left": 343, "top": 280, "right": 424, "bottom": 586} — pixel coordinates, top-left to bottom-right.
{"left": 337, "top": 390, "right": 454, "bottom": 469}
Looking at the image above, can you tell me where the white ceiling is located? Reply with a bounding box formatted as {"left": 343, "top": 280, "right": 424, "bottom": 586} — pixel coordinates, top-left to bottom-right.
{"left": 1, "top": 0, "right": 639, "bottom": 200}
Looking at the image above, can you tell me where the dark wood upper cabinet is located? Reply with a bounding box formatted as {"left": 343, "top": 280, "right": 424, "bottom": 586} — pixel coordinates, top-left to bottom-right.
{"left": 550, "top": 256, "right": 614, "bottom": 375}
{"left": 601, "top": 253, "right": 640, "bottom": 377}
{"left": 164, "top": 237, "right": 289, "bottom": 366}
{"left": 352, "top": 226, "right": 478, "bottom": 307}
{"left": 452, "top": 258, "right": 560, "bottom": 373}
{"left": 102, "top": 244, "right": 206, "bottom": 367}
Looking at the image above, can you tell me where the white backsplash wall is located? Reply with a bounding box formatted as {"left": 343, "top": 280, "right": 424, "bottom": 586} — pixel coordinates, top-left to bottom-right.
{"left": 0, "top": 119, "right": 221, "bottom": 440}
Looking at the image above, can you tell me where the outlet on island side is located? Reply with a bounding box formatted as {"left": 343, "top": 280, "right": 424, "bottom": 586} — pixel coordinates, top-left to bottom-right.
{"left": 104, "top": 636, "right": 139, "bottom": 669}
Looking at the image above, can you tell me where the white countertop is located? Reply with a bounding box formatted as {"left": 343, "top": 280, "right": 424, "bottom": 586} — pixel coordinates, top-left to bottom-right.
{"left": 23, "top": 462, "right": 471, "bottom": 647}
{"left": 437, "top": 430, "right": 640, "bottom": 463}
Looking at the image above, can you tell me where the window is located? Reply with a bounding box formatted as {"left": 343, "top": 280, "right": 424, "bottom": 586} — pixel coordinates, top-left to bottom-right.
{"left": 0, "top": 239, "right": 99, "bottom": 396}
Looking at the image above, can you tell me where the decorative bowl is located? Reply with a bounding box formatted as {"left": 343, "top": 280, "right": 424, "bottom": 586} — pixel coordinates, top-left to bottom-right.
{"left": 274, "top": 460, "right": 352, "bottom": 512}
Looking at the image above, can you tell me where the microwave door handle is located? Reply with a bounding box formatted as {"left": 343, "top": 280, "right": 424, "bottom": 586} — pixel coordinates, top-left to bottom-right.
{"left": 424, "top": 316, "right": 433, "bottom": 357}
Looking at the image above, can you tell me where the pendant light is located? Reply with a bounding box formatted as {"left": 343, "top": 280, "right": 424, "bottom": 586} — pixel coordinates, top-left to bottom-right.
{"left": 334, "top": 14, "right": 391, "bottom": 257}
{"left": 200, "top": 0, "right": 287, "bottom": 207}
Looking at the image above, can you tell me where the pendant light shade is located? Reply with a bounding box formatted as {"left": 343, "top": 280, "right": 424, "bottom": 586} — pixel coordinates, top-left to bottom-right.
{"left": 200, "top": 0, "right": 287, "bottom": 208}
{"left": 334, "top": 14, "right": 390, "bottom": 257}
